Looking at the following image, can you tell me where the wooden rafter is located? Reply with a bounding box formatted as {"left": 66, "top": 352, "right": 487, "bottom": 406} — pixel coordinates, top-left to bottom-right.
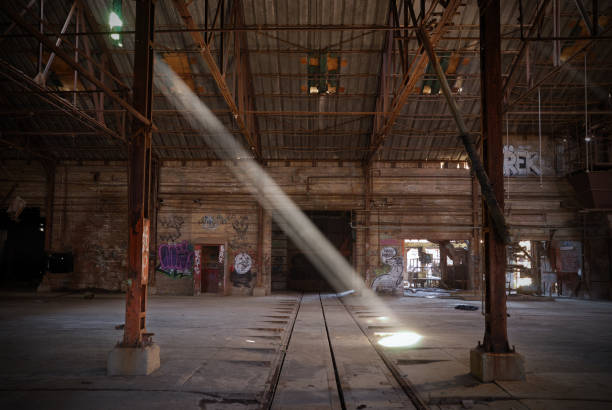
{"left": 365, "top": 0, "right": 462, "bottom": 164}
{"left": 172, "top": 0, "right": 261, "bottom": 160}
{"left": 501, "top": 0, "right": 551, "bottom": 103}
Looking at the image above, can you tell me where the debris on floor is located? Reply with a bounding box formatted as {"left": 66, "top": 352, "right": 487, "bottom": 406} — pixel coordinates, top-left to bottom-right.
{"left": 404, "top": 287, "right": 455, "bottom": 298}
{"left": 455, "top": 304, "right": 479, "bottom": 311}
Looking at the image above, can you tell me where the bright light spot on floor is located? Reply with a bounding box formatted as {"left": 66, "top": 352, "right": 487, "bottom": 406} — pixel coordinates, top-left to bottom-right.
{"left": 246, "top": 339, "right": 255, "bottom": 343}
{"left": 377, "top": 332, "right": 422, "bottom": 348}
{"left": 378, "top": 316, "right": 388, "bottom": 321}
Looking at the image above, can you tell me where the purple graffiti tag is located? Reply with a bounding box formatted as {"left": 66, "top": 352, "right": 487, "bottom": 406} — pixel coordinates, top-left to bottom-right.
{"left": 158, "top": 241, "right": 194, "bottom": 273}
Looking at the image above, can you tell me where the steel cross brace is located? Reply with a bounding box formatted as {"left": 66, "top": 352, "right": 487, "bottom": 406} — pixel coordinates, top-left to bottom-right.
{"left": 172, "top": 0, "right": 261, "bottom": 160}
{"left": 34, "top": 0, "right": 78, "bottom": 85}
{"left": 0, "top": 58, "right": 125, "bottom": 143}
{"left": 365, "top": 0, "right": 460, "bottom": 164}
{"left": 411, "top": 12, "right": 511, "bottom": 245}
{"left": 0, "top": 3, "right": 151, "bottom": 127}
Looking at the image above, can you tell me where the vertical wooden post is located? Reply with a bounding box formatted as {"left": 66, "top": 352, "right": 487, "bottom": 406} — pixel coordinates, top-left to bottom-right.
{"left": 440, "top": 243, "right": 448, "bottom": 285}
{"left": 193, "top": 245, "right": 202, "bottom": 296}
{"left": 479, "top": 0, "right": 510, "bottom": 354}
{"left": 256, "top": 204, "right": 264, "bottom": 288}
{"left": 123, "top": 0, "right": 155, "bottom": 347}
{"left": 149, "top": 158, "right": 160, "bottom": 288}
{"left": 363, "top": 166, "right": 372, "bottom": 284}
{"left": 532, "top": 241, "right": 542, "bottom": 295}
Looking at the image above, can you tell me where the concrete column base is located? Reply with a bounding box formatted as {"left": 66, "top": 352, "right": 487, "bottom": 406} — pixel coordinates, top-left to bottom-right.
{"left": 252, "top": 287, "right": 267, "bottom": 297}
{"left": 470, "top": 346, "right": 525, "bottom": 382}
{"left": 107, "top": 343, "right": 160, "bottom": 376}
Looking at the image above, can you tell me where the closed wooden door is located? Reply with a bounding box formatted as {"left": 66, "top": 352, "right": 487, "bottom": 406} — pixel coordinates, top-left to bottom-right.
{"left": 201, "top": 245, "right": 222, "bottom": 293}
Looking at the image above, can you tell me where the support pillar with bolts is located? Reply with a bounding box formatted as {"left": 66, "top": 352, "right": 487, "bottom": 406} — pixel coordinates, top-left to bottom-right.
{"left": 107, "top": 0, "right": 159, "bottom": 376}
{"left": 470, "top": 0, "right": 524, "bottom": 382}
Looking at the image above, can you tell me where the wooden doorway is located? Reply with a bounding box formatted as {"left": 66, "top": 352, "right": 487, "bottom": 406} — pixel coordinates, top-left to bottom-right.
{"left": 195, "top": 244, "right": 224, "bottom": 294}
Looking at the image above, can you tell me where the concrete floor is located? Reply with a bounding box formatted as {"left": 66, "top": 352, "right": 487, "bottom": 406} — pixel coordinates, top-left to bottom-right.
{"left": 0, "top": 292, "right": 610, "bottom": 409}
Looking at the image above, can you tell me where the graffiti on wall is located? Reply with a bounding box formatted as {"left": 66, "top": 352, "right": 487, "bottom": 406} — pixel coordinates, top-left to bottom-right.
{"left": 503, "top": 145, "right": 542, "bottom": 176}
{"left": 200, "top": 215, "right": 230, "bottom": 230}
{"left": 230, "top": 252, "right": 253, "bottom": 287}
{"left": 193, "top": 246, "right": 202, "bottom": 295}
{"left": 218, "top": 245, "right": 225, "bottom": 264}
{"left": 199, "top": 214, "right": 248, "bottom": 233}
{"left": 159, "top": 216, "right": 184, "bottom": 242}
{"left": 371, "top": 246, "right": 404, "bottom": 293}
{"left": 157, "top": 241, "right": 195, "bottom": 278}
{"left": 229, "top": 216, "right": 250, "bottom": 250}
{"left": 199, "top": 214, "right": 250, "bottom": 250}
{"left": 231, "top": 216, "right": 249, "bottom": 236}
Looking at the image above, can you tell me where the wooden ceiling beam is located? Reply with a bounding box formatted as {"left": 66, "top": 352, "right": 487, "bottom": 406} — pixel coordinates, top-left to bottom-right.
{"left": 171, "top": 0, "right": 260, "bottom": 160}
{"left": 364, "top": 0, "right": 463, "bottom": 164}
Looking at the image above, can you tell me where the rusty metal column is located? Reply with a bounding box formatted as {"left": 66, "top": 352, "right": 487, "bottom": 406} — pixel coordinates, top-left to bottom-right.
{"left": 479, "top": 0, "right": 509, "bottom": 354}
{"left": 469, "top": 0, "right": 523, "bottom": 382}
{"left": 124, "top": 0, "right": 155, "bottom": 348}
{"left": 149, "top": 158, "right": 160, "bottom": 289}
{"left": 470, "top": 172, "right": 481, "bottom": 291}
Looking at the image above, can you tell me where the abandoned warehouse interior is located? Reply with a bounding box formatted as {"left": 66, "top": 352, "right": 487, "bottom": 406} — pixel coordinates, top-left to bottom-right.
{"left": 0, "top": 0, "right": 611, "bottom": 409}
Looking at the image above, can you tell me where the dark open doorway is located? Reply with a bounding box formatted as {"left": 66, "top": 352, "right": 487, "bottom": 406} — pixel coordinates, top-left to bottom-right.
{"left": 0, "top": 207, "right": 45, "bottom": 290}
{"left": 271, "top": 211, "right": 353, "bottom": 292}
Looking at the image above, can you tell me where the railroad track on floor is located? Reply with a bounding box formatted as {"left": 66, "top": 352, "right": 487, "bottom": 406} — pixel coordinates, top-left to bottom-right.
{"left": 260, "top": 293, "right": 304, "bottom": 409}
{"left": 337, "top": 294, "right": 428, "bottom": 410}
{"left": 261, "top": 292, "right": 428, "bottom": 410}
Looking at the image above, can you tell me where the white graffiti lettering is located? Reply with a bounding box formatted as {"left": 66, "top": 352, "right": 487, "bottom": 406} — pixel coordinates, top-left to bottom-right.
{"left": 503, "top": 145, "right": 542, "bottom": 176}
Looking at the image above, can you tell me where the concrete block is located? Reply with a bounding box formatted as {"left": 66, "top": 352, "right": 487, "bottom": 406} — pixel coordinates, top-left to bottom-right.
{"left": 107, "top": 343, "right": 160, "bottom": 376}
{"left": 470, "top": 347, "right": 525, "bottom": 382}
{"left": 252, "top": 287, "right": 267, "bottom": 297}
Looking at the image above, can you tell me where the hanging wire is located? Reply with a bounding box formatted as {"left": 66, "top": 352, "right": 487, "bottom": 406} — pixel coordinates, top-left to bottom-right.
{"left": 538, "top": 87, "right": 543, "bottom": 187}
{"left": 506, "top": 112, "right": 509, "bottom": 200}
{"left": 584, "top": 52, "right": 590, "bottom": 173}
